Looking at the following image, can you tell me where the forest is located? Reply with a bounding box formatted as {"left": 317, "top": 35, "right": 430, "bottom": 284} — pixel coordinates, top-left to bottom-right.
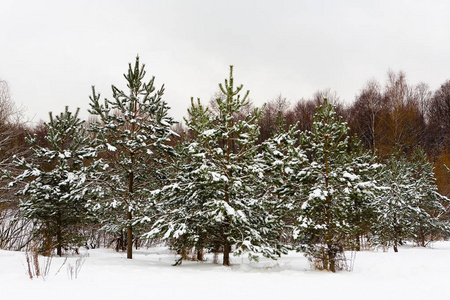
{"left": 0, "top": 57, "right": 449, "bottom": 272}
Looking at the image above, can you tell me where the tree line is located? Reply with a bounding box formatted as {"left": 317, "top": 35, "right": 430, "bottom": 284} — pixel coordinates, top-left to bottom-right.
{"left": 0, "top": 58, "right": 449, "bottom": 272}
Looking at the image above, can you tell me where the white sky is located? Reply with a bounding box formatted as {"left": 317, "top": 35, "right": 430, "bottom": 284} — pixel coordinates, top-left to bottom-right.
{"left": 1, "top": 0, "right": 449, "bottom": 123}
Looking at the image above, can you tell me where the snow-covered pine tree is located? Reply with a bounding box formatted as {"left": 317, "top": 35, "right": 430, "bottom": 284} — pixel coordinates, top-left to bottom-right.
{"left": 88, "top": 56, "right": 177, "bottom": 259}
{"left": 291, "top": 99, "right": 379, "bottom": 272}
{"left": 12, "top": 107, "right": 101, "bottom": 256}
{"left": 371, "top": 150, "right": 429, "bottom": 252}
{"left": 345, "top": 138, "right": 381, "bottom": 251}
{"left": 409, "top": 148, "right": 449, "bottom": 246}
{"left": 374, "top": 148, "right": 449, "bottom": 249}
{"left": 145, "top": 66, "right": 287, "bottom": 265}
{"left": 260, "top": 122, "right": 307, "bottom": 244}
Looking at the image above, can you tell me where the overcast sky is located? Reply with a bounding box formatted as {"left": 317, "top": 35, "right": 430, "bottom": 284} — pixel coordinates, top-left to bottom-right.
{"left": 1, "top": 0, "right": 449, "bottom": 123}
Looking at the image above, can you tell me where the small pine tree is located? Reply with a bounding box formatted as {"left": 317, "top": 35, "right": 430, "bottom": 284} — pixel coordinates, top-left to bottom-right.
{"left": 409, "top": 148, "right": 449, "bottom": 246}
{"left": 12, "top": 107, "right": 101, "bottom": 256}
{"left": 289, "top": 99, "right": 379, "bottom": 271}
{"left": 345, "top": 138, "right": 381, "bottom": 251}
{"left": 372, "top": 152, "right": 413, "bottom": 252}
{"left": 88, "top": 56, "right": 177, "bottom": 259}
{"left": 260, "top": 122, "right": 307, "bottom": 244}
{"left": 145, "top": 66, "right": 288, "bottom": 265}
{"left": 373, "top": 148, "right": 449, "bottom": 250}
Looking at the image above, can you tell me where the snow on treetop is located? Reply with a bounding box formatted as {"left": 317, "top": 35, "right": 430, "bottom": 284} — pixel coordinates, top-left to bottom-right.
{"left": 308, "top": 188, "right": 327, "bottom": 201}
{"left": 58, "top": 150, "right": 72, "bottom": 159}
{"left": 106, "top": 143, "right": 117, "bottom": 152}
{"left": 201, "top": 129, "right": 216, "bottom": 137}
{"left": 343, "top": 171, "right": 359, "bottom": 181}
{"left": 284, "top": 167, "right": 294, "bottom": 174}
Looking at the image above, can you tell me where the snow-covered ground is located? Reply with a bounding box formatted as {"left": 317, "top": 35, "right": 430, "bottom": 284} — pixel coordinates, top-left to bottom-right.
{"left": 1, "top": 242, "right": 449, "bottom": 299}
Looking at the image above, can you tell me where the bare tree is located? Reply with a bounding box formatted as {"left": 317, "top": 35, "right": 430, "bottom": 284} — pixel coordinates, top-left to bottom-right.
{"left": 347, "top": 80, "right": 383, "bottom": 151}
{"left": 312, "top": 88, "right": 344, "bottom": 113}
{"left": 415, "top": 82, "right": 433, "bottom": 122}
{"left": 0, "top": 80, "right": 32, "bottom": 250}
{"left": 286, "top": 98, "right": 316, "bottom": 133}
{"left": 258, "top": 94, "right": 290, "bottom": 142}
{"left": 0, "top": 80, "right": 27, "bottom": 187}
{"left": 209, "top": 90, "right": 255, "bottom": 120}
{"left": 427, "top": 80, "right": 450, "bottom": 151}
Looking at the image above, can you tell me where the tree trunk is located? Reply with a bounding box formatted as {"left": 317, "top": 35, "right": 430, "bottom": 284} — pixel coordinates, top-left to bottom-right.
{"left": 327, "top": 245, "right": 336, "bottom": 272}
{"left": 355, "top": 233, "right": 361, "bottom": 251}
{"left": 127, "top": 170, "right": 134, "bottom": 259}
{"left": 323, "top": 135, "right": 335, "bottom": 272}
{"left": 222, "top": 216, "right": 231, "bottom": 266}
{"left": 393, "top": 215, "right": 399, "bottom": 252}
{"left": 420, "top": 228, "right": 426, "bottom": 247}
{"left": 56, "top": 216, "right": 62, "bottom": 257}
{"left": 223, "top": 242, "right": 231, "bottom": 266}
{"left": 127, "top": 210, "right": 132, "bottom": 259}
{"left": 196, "top": 249, "right": 204, "bottom": 261}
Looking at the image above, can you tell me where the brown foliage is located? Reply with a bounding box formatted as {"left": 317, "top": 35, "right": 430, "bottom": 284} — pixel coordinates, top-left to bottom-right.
{"left": 433, "top": 149, "right": 450, "bottom": 198}
{"left": 258, "top": 94, "right": 290, "bottom": 142}
{"left": 348, "top": 71, "right": 427, "bottom": 158}
{"left": 426, "top": 80, "right": 450, "bottom": 153}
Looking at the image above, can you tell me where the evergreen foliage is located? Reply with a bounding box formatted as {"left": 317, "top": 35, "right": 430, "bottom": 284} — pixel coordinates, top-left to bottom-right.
{"left": 409, "top": 148, "right": 449, "bottom": 246}
{"left": 145, "top": 66, "right": 288, "bottom": 265}
{"left": 260, "top": 123, "right": 307, "bottom": 243}
{"left": 88, "top": 56, "right": 177, "bottom": 259}
{"left": 372, "top": 149, "right": 449, "bottom": 251}
{"left": 3, "top": 60, "right": 450, "bottom": 273}
{"left": 279, "top": 100, "right": 380, "bottom": 272}
{"left": 12, "top": 107, "right": 101, "bottom": 256}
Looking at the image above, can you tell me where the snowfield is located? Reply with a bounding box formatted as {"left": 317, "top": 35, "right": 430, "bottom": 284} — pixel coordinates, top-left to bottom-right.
{"left": 1, "top": 242, "right": 450, "bottom": 299}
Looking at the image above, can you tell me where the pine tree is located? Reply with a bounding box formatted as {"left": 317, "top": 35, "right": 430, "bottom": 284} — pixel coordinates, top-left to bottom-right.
{"left": 12, "top": 107, "right": 101, "bottom": 256}
{"left": 88, "top": 56, "right": 177, "bottom": 259}
{"left": 260, "top": 122, "right": 307, "bottom": 244}
{"left": 145, "top": 66, "right": 287, "bottom": 265}
{"left": 373, "top": 149, "right": 449, "bottom": 250}
{"left": 409, "top": 148, "right": 449, "bottom": 246}
{"left": 372, "top": 152, "right": 413, "bottom": 252}
{"left": 289, "top": 99, "right": 379, "bottom": 271}
{"left": 345, "top": 138, "right": 381, "bottom": 251}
